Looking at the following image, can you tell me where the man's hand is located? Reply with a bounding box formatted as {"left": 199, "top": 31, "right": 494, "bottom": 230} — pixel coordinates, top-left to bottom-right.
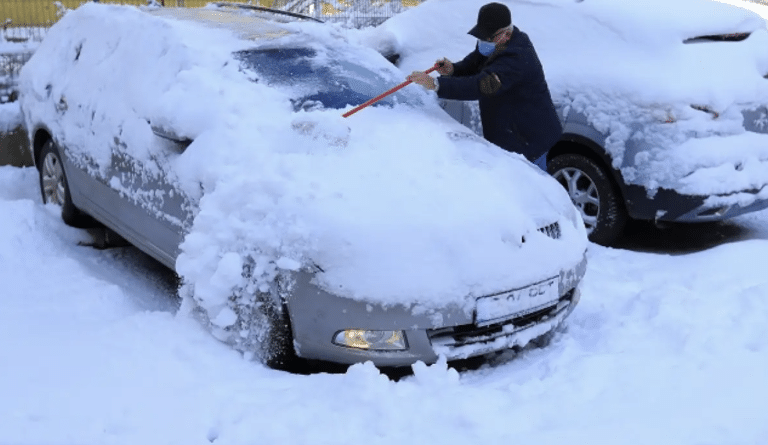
{"left": 436, "top": 58, "right": 454, "bottom": 75}
{"left": 407, "top": 71, "right": 437, "bottom": 91}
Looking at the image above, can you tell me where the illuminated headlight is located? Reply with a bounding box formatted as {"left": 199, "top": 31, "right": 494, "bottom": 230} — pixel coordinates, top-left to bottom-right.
{"left": 333, "top": 330, "right": 408, "bottom": 351}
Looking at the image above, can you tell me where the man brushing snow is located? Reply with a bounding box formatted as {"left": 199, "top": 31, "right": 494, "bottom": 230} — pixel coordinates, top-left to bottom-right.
{"left": 408, "top": 2, "right": 561, "bottom": 170}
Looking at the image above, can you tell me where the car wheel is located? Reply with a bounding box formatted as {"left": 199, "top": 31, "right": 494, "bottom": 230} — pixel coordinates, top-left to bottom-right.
{"left": 258, "top": 298, "right": 298, "bottom": 370}
{"left": 548, "top": 153, "right": 627, "bottom": 246}
{"left": 239, "top": 276, "right": 299, "bottom": 371}
{"left": 38, "top": 140, "right": 94, "bottom": 228}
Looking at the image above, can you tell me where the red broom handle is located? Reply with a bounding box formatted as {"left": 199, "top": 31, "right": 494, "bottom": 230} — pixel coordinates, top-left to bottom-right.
{"left": 342, "top": 64, "right": 439, "bottom": 118}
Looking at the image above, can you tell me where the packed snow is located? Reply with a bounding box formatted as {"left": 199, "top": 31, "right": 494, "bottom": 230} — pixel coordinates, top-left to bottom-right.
{"left": 360, "top": 0, "right": 768, "bottom": 199}
{"left": 2, "top": 164, "right": 768, "bottom": 444}
{"left": 2, "top": 0, "right": 768, "bottom": 443}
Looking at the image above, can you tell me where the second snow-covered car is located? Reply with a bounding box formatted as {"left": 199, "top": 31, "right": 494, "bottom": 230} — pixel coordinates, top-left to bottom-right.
{"left": 370, "top": 0, "right": 768, "bottom": 245}
{"left": 20, "top": 2, "right": 588, "bottom": 369}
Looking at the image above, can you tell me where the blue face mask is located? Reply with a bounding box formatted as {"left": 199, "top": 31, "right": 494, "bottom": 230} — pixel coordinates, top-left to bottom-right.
{"left": 478, "top": 40, "right": 496, "bottom": 56}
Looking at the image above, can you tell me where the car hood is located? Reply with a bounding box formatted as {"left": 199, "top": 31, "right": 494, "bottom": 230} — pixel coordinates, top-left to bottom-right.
{"left": 176, "top": 106, "right": 588, "bottom": 314}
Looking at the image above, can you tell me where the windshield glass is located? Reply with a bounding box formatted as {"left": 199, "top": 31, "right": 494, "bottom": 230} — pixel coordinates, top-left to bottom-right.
{"left": 235, "top": 47, "right": 420, "bottom": 111}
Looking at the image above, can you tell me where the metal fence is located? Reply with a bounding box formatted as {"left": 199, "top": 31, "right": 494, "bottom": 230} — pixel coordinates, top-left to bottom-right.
{"left": 0, "top": 51, "right": 31, "bottom": 101}
{"left": 278, "top": 0, "right": 421, "bottom": 28}
{"left": 1, "top": 0, "right": 423, "bottom": 40}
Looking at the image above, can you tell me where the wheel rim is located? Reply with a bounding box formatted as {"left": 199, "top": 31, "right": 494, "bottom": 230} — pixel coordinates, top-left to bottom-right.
{"left": 41, "top": 152, "right": 66, "bottom": 206}
{"left": 553, "top": 167, "right": 600, "bottom": 233}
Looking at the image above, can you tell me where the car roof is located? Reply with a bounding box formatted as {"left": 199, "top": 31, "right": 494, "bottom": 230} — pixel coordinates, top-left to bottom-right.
{"left": 146, "top": 6, "right": 295, "bottom": 41}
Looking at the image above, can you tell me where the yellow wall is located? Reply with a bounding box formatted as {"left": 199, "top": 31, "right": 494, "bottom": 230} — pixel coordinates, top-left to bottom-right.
{"left": 1, "top": 0, "right": 422, "bottom": 28}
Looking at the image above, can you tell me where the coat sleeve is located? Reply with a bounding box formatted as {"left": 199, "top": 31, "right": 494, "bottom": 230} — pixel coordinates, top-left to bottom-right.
{"left": 437, "top": 52, "right": 524, "bottom": 101}
{"left": 451, "top": 47, "right": 485, "bottom": 77}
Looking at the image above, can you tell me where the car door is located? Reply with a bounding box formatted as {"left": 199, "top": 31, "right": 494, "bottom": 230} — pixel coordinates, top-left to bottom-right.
{"left": 102, "top": 128, "right": 194, "bottom": 270}
{"left": 50, "top": 96, "right": 191, "bottom": 270}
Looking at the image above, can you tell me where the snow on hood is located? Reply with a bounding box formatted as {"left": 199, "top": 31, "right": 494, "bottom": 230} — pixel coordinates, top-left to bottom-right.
{"left": 359, "top": 0, "right": 768, "bottom": 200}
{"left": 19, "top": 3, "right": 587, "bottom": 321}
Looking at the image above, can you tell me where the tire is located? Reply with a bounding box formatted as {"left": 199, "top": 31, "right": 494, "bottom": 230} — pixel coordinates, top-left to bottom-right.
{"left": 258, "top": 297, "right": 298, "bottom": 370}
{"left": 238, "top": 274, "right": 299, "bottom": 371}
{"left": 548, "top": 153, "right": 628, "bottom": 246}
{"left": 38, "top": 140, "right": 94, "bottom": 228}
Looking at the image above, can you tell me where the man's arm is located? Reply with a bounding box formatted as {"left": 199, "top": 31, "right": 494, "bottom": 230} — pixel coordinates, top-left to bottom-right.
{"left": 450, "top": 47, "right": 486, "bottom": 77}
{"left": 437, "top": 54, "right": 522, "bottom": 101}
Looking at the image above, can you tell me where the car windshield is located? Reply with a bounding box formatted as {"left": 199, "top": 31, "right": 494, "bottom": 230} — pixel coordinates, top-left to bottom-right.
{"left": 235, "top": 47, "right": 420, "bottom": 111}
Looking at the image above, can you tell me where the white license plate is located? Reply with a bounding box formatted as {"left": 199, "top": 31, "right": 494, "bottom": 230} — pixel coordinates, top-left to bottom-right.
{"left": 476, "top": 277, "right": 559, "bottom": 326}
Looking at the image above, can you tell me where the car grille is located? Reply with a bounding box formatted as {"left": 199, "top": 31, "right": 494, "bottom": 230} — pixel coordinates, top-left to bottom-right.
{"left": 427, "top": 289, "right": 575, "bottom": 354}
{"left": 538, "top": 221, "right": 561, "bottom": 239}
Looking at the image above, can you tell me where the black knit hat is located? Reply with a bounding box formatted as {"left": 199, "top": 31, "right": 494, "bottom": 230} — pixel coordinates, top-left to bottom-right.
{"left": 468, "top": 2, "right": 512, "bottom": 41}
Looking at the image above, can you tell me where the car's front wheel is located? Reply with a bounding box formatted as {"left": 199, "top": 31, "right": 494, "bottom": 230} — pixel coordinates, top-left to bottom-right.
{"left": 231, "top": 274, "right": 299, "bottom": 371}
{"left": 254, "top": 294, "right": 298, "bottom": 370}
{"left": 548, "top": 153, "right": 627, "bottom": 246}
{"left": 38, "top": 140, "right": 93, "bottom": 227}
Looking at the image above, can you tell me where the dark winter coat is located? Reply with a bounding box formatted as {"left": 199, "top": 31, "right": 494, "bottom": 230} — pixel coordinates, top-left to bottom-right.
{"left": 436, "top": 27, "right": 562, "bottom": 162}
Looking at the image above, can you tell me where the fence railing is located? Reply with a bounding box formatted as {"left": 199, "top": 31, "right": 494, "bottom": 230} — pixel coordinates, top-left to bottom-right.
{"left": 1, "top": 0, "right": 423, "bottom": 37}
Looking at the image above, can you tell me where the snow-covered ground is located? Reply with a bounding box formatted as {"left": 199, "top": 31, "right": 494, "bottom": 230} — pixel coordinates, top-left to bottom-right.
{"left": 3, "top": 0, "right": 768, "bottom": 443}
{"left": 2, "top": 164, "right": 768, "bottom": 444}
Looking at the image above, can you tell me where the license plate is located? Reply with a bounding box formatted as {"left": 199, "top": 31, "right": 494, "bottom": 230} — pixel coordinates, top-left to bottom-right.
{"left": 476, "top": 277, "right": 559, "bottom": 326}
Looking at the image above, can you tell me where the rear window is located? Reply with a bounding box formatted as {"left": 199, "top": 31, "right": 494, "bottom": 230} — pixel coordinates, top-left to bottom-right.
{"left": 235, "top": 47, "right": 420, "bottom": 111}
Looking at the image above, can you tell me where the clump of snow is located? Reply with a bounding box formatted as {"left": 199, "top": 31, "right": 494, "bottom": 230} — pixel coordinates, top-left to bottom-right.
{"left": 18, "top": 3, "right": 587, "bottom": 339}
{"left": 0, "top": 102, "right": 22, "bottom": 133}
{"left": 363, "top": 0, "right": 768, "bottom": 200}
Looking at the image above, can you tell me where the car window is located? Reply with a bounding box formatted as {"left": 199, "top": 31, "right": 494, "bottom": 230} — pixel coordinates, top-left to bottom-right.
{"left": 235, "top": 47, "right": 420, "bottom": 111}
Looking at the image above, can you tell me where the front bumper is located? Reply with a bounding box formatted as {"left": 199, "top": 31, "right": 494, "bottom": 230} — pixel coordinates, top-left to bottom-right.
{"left": 286, "top": 254, "right": 587, "bottom": 367}
{"left": 623, "top": 183, "right": 768, "bottom": 223}
{"left": 674, "top": 190, "right": 768, "bottom": 222}
{"left": 428, "top": 287, "right": 579, "bottom": 361}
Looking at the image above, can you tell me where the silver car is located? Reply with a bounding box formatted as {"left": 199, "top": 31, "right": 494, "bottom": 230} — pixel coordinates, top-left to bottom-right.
{"left": 21, "top": 3, "right": 587, "bottom": 369}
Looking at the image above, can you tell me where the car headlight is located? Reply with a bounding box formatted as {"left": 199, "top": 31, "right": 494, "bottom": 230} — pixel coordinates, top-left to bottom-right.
{"left": 333, "top": 329, "right": 408, "bottom": 351}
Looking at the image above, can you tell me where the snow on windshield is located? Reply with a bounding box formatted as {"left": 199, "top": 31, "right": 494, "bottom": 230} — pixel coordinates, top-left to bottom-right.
{"left": 18, "top": 3, "right": 587, "bottom": 328}
{"left": 360, "top": 0, "right": 768, "bottom": 199}
{"left": 235, "top": 46, "right": 419, "bottom": 110}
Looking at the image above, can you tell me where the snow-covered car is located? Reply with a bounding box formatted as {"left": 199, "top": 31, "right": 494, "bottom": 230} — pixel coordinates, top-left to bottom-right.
{"left": 19, "top": 2, "right": 588, "bottom": 369}
{"left": 366, "top": 0, "right": 768, "bottom": 245}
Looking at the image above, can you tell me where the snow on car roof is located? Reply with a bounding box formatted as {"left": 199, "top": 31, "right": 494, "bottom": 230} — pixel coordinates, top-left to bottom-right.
{"left": 146, "top": 6, "right": 293, "bottom": 41}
